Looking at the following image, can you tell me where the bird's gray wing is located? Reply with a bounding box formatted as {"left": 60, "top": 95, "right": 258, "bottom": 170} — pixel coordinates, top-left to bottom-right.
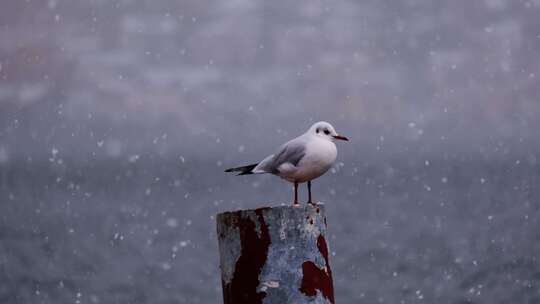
{"left": 259, "top": 138, "right": 306, "bottom": 174}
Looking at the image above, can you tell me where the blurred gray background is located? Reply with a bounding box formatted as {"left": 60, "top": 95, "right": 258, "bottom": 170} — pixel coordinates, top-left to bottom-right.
{"left": 1, "top": 0, "right": 539, "bottom": 303}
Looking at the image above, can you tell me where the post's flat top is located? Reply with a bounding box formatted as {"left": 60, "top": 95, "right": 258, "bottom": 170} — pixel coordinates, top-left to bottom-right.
{"left": 217, "top": 202, "right": 326, "bottom": 218}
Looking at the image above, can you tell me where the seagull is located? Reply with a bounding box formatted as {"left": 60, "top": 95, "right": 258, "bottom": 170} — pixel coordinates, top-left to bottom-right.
{"left": 225, "top": 121, "right": 348, "bottom": 205}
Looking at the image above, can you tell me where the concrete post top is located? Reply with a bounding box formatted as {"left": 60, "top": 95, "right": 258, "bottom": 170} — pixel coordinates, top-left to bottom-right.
{"left": 217, "top": 202, "right": 327, "bottom": 219}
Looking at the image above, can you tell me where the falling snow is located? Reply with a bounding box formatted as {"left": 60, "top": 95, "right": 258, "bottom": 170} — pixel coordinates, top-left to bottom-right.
{"left": 0, "top": 1, "right": 539, "bottom": 304}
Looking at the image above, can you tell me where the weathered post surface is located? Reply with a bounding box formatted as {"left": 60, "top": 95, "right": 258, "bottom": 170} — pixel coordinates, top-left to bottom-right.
{"left": 216, "top": 203, "right": 335, "bottom": 304}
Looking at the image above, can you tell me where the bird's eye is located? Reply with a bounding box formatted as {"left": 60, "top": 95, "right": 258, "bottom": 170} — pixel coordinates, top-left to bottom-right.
{"left": 316, "top": 128, "right": 320, "bottom": 134}
{"left": 324, "top": 129, "right": 330, "bottom": 135}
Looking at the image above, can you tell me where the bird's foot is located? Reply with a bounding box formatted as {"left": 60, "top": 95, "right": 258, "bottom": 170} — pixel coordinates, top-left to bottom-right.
{"left": 307, "top": 201, "right": 317, "bottom": 206}
{"left": 292, "top": 201, "right": 300, "bottom": 206}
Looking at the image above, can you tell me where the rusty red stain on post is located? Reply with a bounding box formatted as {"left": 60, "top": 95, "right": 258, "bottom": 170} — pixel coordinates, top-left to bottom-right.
{"left": 299, "top": 234, "right": 335, "bottom": 303}
{"left": 223, "top": 207, "right": 271, "bottom": 304}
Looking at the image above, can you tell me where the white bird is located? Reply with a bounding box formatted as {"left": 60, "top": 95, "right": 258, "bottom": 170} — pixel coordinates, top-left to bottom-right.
{"left": 225, "top": 121, "right": 348, "bottom": 205}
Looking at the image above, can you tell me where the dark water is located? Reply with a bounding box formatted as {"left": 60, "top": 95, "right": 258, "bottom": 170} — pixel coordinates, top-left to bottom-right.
{"left": 1, "top": 157, "right": 539, "bottom": 303}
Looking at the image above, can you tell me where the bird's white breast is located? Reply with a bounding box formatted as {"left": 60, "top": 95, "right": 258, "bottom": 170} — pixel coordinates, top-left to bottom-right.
{"left": 284, "top": 138, "right": 337, "bottom": 183}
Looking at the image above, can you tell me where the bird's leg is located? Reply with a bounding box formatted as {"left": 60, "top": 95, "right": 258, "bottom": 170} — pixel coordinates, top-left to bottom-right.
{"left": 307, "top": 180, "right": 315, "bottom": 206}
{"left": 295, "top": 182, "right": 300, "bottom": 205}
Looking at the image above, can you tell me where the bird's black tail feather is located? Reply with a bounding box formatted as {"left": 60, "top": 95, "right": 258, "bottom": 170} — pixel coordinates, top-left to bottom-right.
{"left": 224, "top": 163, "right": 258, "bottom": 175}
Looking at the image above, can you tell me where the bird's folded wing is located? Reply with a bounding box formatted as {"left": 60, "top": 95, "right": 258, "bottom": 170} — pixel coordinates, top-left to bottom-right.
{"left": 258, "top": 139, "right": 306, "bottom": 174}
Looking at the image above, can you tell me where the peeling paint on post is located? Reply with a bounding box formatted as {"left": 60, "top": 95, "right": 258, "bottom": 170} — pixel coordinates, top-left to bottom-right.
{"left": 216, "top": 204, "right": 335, "bottom": 304}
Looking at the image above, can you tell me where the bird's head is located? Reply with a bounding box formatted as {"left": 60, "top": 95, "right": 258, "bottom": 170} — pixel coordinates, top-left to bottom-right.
{"left": 308, "top": 121, "right": 349, "bottom": 142}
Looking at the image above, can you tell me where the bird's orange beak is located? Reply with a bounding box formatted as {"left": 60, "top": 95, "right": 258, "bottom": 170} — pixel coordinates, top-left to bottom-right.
{"left": 333, "top": 135, "right": 349, "bottom": 141}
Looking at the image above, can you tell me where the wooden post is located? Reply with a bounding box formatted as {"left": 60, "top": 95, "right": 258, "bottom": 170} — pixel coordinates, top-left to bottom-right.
{"left": 216, "top": 203, "right": 335, "bottom": 304}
